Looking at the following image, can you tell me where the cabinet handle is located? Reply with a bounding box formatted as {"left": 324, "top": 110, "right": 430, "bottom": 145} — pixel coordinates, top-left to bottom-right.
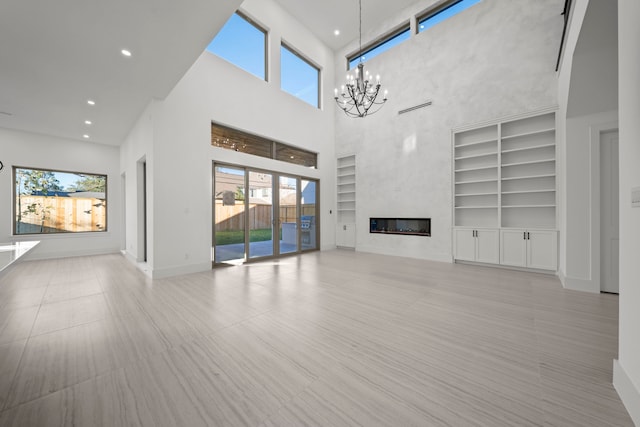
{"left": 527, "top": 232, "right": 530, "bottom": 240}
{"left": 524, "top": 231, "right": 526, "bottom": 240}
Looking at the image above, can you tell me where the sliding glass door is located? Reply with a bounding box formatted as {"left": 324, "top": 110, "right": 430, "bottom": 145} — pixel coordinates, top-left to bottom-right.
{"left": 213, "top": 163, "right": 318, "bottom": 264}
{"left": 278, "top": 176, "right": 298, "bottom": 255}
{"left": 213, "top": 165, "right": 246, "bottom": 263}
{"left": 301, "top": 179, "right": 317, "bottom": 251}
{"left": 248, "top": 171, "right": 274, "bottom": 259}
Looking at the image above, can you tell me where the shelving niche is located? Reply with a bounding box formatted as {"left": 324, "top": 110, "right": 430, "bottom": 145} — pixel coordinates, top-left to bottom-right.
{"left": 452, "top": 110, "right": 557, "bottom": 270}
{"left": 337, "top": 155, "right": 356, "bottom": 248}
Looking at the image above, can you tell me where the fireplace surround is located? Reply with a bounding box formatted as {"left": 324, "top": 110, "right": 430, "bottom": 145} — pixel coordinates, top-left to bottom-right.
{"left": 369, "top": 218, "right": 431, "bottom": 237}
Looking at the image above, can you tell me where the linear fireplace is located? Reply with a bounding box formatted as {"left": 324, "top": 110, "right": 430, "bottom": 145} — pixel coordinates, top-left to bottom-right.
{"left": 369, "top": 218, "right": 431, "bottom": 237}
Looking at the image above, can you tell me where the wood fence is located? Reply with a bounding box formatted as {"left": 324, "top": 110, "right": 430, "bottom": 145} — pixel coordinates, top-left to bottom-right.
{"left": 16, "top": 195, "right": 106, "bottom": 233}
{"left": 215, "top": 201, "right": 315, "bottom": 231}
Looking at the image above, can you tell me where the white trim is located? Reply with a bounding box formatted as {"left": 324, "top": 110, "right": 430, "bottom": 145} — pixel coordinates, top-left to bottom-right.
{"left": 561, "top": 274, "right": 599, "bottom": 293}
{"left": 613, "top": 359, "right": 640, "bottom": 425}
{"left": 589, "top": 121, "right": 619, "bottom": 293}
{"left": 150, "top": 261, "right": 212, "bottom": 279}
{"left": 24, "top": 247, "right": 120, "bottom": 261}
{"left": 451, "top": 105, "right": 558, "bottom": 133}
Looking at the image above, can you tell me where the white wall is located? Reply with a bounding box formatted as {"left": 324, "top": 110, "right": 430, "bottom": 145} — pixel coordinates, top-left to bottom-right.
{"left": 557, "top": 0, "right": 618, "bottom": 293}
{"left": 120, "top": 101, "right": 156, "bottom": 269}
{"left": 120, "top": 0, "right": 336, "bottom": 278}
{"left": 0, "top": 127, "right": 121, "bottom": 259}
{"left": 614, "top": 0, "right": 640, "bottom": 422}
{"left": 334, "top": 0, "right": 562, "bottom": 261}
{"left": 563, "top": 111, "right": 618, "bottom": 292}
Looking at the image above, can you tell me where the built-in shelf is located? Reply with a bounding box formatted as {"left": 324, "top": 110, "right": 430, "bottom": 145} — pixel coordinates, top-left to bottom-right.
{"left": 501, "top": 128, "right": 555, "bottom": 141}
{"left": 455, "top": 192, "right": 498, "bottom": 197}
{"left": 455, "top": 165, "right": 498, "bottom": 173}
{"left": 501, "top": 173, "right": 555, "bottom": 181}
{"left": 453, "top": 110, "right": 557, "bottom": 231}
{"left": 502, "top": 159, "right": 555, "bottom": 168}
{"left": 502, "top": 204, "right": 555, "bottom": 208}
{"left": 501, "top": 143, "right": 555, "bottom": 154}
{"left": 454, "top": 152, "right": 498, "bottom": 161}
{"left": 454, "top": 138, "right": 498, "bottom": 149}
{"left": 337, "top": 155, "right": 356, "bottom": 225}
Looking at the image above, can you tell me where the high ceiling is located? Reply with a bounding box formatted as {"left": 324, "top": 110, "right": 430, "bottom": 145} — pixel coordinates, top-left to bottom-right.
{"left": 272, "top": 0, "right": 426, "bottom": 51}
{"left": 0, "top": 0, "right": 423, "bottom": 146}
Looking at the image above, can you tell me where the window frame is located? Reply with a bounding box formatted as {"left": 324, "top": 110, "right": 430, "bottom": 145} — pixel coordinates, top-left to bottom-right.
{"left": 207, "top": 10, "right": 269, "bottom": 81}
{"left": 416, "top": 0, "right": 481, "bottom": 34}
{"left": 13, "top": 166, "right": 108, "bottom": 235}
{"left": 346, "top": 21, "right": 411, "bottom": 70}
{"left": 211, "top": 122, "right": 318, "bottom": 169}
{"left": 280, "top": 41, "right": 321, "bottom": 109}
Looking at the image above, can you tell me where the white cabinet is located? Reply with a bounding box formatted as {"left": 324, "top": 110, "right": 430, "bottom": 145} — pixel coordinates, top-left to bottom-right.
{"left": 454, "top": 228, "right": 499, "bottom": 264}
{"left": 336, "top": 223, "right": 356, "bottom": 248}
{"left": 452, "top": 109, "right": 558, "bottom": 271}
{"left": 500, "top": 229, "right": 557, "bottom": 270}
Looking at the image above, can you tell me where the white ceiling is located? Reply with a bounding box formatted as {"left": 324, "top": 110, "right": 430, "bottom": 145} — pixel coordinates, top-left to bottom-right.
{"left": 272, "top": 0, "right": 425, "bottom": 51}
{"left": 0, "top": 0, "right": 423, "bottom": 146}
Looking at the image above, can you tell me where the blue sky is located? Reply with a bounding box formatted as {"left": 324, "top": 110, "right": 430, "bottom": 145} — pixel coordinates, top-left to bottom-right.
{"left": 208, "top": 1, "right": 481, "bottom": 105}
{"left": 207, "top": 13, "right": 318, "bottom": 108}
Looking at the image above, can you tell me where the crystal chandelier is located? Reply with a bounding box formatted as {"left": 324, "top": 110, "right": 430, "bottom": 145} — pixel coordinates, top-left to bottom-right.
{"left": 334, "top": 0, "right": 388, "bottom": 118}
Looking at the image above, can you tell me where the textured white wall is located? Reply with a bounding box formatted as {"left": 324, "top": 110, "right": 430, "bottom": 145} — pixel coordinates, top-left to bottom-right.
{"left": 615, "top": 0, "right": 640, "bottom": 422}
{"left": 334, "top": 0, "right": 562, "bottom": 261}
{"left": 0, "top": 127, "right": 121, "bottom": 259}
{"left": 121, "top": 0, "right": 336, "bottom": 277}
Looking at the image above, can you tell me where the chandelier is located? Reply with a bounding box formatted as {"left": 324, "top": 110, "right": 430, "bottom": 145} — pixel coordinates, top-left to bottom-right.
{"left": 334, "top": 0, "right": 388, "bottom": 118}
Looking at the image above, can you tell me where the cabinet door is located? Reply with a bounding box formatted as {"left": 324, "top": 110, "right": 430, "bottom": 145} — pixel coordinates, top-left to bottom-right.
{"left": 500, "top": 229, "right": 527, "bottom": 267}
{"left": 475, "top": 229, "right": 499, "bottom": 264}
{"left": 527, "top": 230, "right": 557, "bottom": 270}
{"left": 453, "top": 229, "right": 476, "bottom": 261}
{"left": 336, "top": 223, "right": 356, "bottom": 248}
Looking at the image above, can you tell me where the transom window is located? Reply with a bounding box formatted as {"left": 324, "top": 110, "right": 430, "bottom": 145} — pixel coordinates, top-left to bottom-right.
{"left": 211, "top": 122, "right": 318, "bottom": 168}
{"left": 347, "top": 25, "right": 410, "bottom": 70}
{"left": 418, "top": 0, "right": 482, "bottom": 33}
{"left": 206, "top": 12, "right": 267, "bottom": 80}
{"left": 280, "top": 43, "right": 320, "bottom": 108}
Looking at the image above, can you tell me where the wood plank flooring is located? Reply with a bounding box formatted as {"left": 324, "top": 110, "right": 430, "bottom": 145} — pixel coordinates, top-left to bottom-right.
{"left": 0, "top": 250, "right": 633, "bottom": 426}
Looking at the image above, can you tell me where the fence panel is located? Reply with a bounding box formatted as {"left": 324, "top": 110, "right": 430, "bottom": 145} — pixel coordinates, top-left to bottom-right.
{"left": 16, "top": 195, "right": 106, "bottom": 233}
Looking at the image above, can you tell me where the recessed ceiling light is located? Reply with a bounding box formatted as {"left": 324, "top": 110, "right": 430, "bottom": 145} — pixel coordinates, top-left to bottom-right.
{"left": 83, "top": 134, "right": 90, "bottom": 139}
{"left": 84, "top": 120, "right": 92, "bottom": 125}
{"left": 121, "top": 49, "right": 132, "bottom": 57}
{"left": 87, "top": 100, "right": 95, "bottom": 106}
{"left": 334, "top": 29, "right": 340, "bottom": 36}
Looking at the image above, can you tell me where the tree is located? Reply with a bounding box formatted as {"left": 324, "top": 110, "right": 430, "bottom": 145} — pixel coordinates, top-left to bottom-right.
{"left": 69, "top": 175, "right": 106, "bottom": 193}
{"left": 17, "top": 169, "right": 62, "bottom": 195}
{"left": 15, "top": 169, "right": 62, "bottom": 233}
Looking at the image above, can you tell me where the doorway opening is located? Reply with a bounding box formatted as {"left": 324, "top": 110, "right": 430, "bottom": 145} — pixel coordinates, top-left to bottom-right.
{"left": 600, "top": 130, "right": 619, "bottom": 293}
{"left": 213, "top": 163, "right": 319, "bottom": 265}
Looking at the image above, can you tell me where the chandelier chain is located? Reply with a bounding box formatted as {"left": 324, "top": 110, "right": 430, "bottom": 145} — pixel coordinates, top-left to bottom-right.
{"left": 333, "top": 0, "right": 388, "bottom": 118}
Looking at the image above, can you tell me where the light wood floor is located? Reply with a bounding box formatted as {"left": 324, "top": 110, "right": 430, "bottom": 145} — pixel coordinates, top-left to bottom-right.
{"left": 0, "top": 250, "right": 633, "bottom": 426}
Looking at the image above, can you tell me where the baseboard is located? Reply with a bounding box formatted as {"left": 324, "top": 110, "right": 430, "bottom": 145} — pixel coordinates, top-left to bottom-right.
{"left": 150, "top": 261, "right": 212, "bottom": 279}
{"left": 561, "top": 275, "right": 600, "bottom": 293}
{"left": 613, "top": 359, "right": 640, "bottom": 425}
{"left": 24, "top": 247, "right": 120, "bottom": 261}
